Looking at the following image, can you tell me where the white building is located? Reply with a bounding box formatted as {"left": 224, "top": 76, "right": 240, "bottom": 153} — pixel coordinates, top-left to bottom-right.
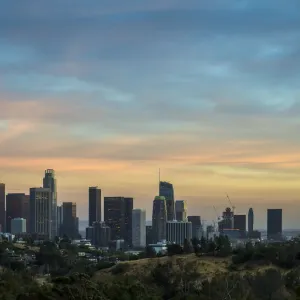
{"left": 132, "top": 209, "right": 146, "bottom": 248}
{"left": 166, "top": 221, "right": 192, "bottom": 245}
{"left": 11, "top": 218, "right": 26, "bottom": 234}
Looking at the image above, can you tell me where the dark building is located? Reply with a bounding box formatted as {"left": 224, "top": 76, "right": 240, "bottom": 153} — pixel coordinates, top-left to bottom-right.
{"left": 57, "top": 205, "right": 63, "bottom": 236}
{"left": 124, "top": 197, "right": 133, "bottom": 247}
{"left": 92, "top": 222, "right": 111, "bottom": 247}
{"left": 248, "top": 230, "right": 261, "bottom": 239}
{"left": 86, "top": 226, "right": 94, "bottom": 240}
{"left": 6, "top": 193, "right": 29, "bottom": 233}
{"left": 146, "top": 225, "right": 153, "bottom": 245}
{"left": 0, "top": 183, "right": 5, "bottom": 232}
{"left": 187, "top": 216, "right": 202, "bottom": 239}
{"left": 159, "top": 181, "right": 175, "bottom": 221}
{"left": 152, "top": 196, "right": 167, "bottom": 243}
{"left": 267, "top": 209, "right": 282, "bottom": 240}
{"left": 218, "top": 207, "right": 234, "bottom": 232}
{"left": 233, "top": 215, "right": 246, "bottom": 232}
{"left": 89, "top": 187, "right": 101, "bottom": 226}
{"left": 61, "top": 202, "right": 78, "bottom": 239}
{"left": 248, "top": 208, "right": 254, "bottom": 233}
{"left": 104, "top": 197, "right": 125, "bottom": 241}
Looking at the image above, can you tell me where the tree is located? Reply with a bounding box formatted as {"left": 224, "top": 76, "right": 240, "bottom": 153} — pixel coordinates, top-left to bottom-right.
{"left": 167, "top": 244, "right": 183, "bottom": 256}
{"left": 145, "top": 246, "right": 156, "bottom": 258}
{"left": 183, "top": 239, "right": 193, "bottom": 254}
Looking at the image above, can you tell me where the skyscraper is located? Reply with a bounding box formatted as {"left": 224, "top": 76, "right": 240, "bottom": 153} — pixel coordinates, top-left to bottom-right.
{"left": 187, "top": 216, "right": 202, "bottom": 239}
{"left": 0, "top": 183, "right": 5, "bottom": 232}
{"left": 248, "top": 208, "right": 254, "bottom": 233}
{"left": 57, "top": 205, "right": 63, "bottom": 236}
{"left": 29, "top": 187, "right": 52, "bottom": 238}
{"left": 124, "top": 197, "right": 133, "bottom": 247}
{"left": 43, "top": 169, "right": 57, "bottom": 238}
{"left": 267, "top": 209, "right": 282, "bottom": 240}
{"left": 166, "top": 221, "right": 192, "bottom": 245}
{"left": 104, "top": 197, "right": 125, "bottom": 241}
{"left": 152, "top": 196, "right": 167, "bottom": 243}
{"left": 89, "top": 187, "right": 101, "bottom": 226}
{"left": 6, "top": 193, "right": 29, "bottom": 233}
{"left": 233, "top": 215, "right": 246, "bottom": 232}
{"left": 175, "top": 200, "right": 187, "bottom": 221}
{"left": 61, "top": 202, "right": 78, "bottom": 239}
{"left": 159, "top": 181, "right": 175, "bottom": 221}
{"left": 132, "top": 209, "right": 146, "bottom": 248}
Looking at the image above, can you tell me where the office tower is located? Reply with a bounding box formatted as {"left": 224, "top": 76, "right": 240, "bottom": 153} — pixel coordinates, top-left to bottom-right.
{"left": 267, "top": 209, "right": 282, "bottom": 240}
{"left": 0, "top": 183, "right": 5, "bottom": 232}
{"left": 11, "top": 218, "right": 26, "bottom": 234}
{"left": 61, "top": 202, "right": 78, "bottom": 239}
{"left": 92, "top": 222, "right": 111, "bottom": 247}
{"left": 187, "top": 216, "right": 202, "bottom": 239}
{"left": 248, "top": 208, "right": 254, "bottom": 233}
{"left": 175, "top": 200, "right": 187, "bottom": 221}
{"left": 104, "top": 197, "right": 125, "bottom": 241}
{"left": 159, "top": 181, "right": 175, "bottom": 221}
{"left": 146, "top": 225, "right": 153, "bottom": 245}
{"left": 132, "top": 209, "right": 146, "bottom": 248}
{"left": 43, "top": 169, "right": 57, "bottom": 238}
{"left": 124, "top": 197, "right": 133, "bottom": 247}
{"left": 29, "top": 188, "right": 52, "bottom": 238}
{"left": 57, "top": 205, "right": 63, "bottom": 236}
{"left": 219, "top": 207, "right": 234, "bottom": 232}
{"left": 152, "top": 196, "right": 167, "bottom": 243}
{"left": 6, "top": 193, "right": 29, "bottom": 233}
{"left": 89, "top": 187, "right": 101, "bottom": 226}
{"left": 86, "top": 226, "right": 94, "bottom": 240}
{"left": 166, "top": 221, "right": 192, "bottom": 245}
{"left": 233, "top": 214, "right": 246, "bottom": 231}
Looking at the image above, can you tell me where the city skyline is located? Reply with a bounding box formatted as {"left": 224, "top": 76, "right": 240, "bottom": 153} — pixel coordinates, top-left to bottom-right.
{"left": 1, "top": 1, "right": 300, "bottom": 228}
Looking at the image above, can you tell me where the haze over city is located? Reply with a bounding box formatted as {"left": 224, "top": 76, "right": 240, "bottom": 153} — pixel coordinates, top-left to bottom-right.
{"left": 1, "top": 1, "right": 300, "bottom": 229}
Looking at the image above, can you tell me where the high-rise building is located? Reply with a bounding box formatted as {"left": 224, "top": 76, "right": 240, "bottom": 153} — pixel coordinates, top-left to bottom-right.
{"left": 43, "top": 169, "right": 57, "bottom": 238}
{"left": 57, "top": 205, "right": 63, "bottom": 236}
{"left": 248, "top": 208, "right": 254, "bottom": 233}
{"left": 104, "top": 197, "right": 125, "bottom": 241}
{"left": 146, "top": 225, "right": 153, "bottom": 245}
{"left": 11, "top": 218, "right": 26, "bottom": 234}
{"left": 132, "top": 209, "right": 146, "bottom": 248}
{"left": 124, "top": 197, "right": 133, "bottom": 247}
{"left": 166, "top": 221, "right": 192, "bottom": 245}
{"left": 233, "top": 214, "right": 246, "bottom": 232}
{"left": 175, "top": 200, "right": 187, "bottom": 221}
{"left": 6, "top": 193, "right": 29, "bottom": 233}
{"left": 61, "top": 202, "right": 78, "bottom": 239}
{"left": 89, "top": 187, "right": 101, "bottom": 226}
{"left": 159, "top": 181, "right": 175, "bottom": 221}
{"left": 187, "top": 216, "right": 202, "bottom": 239}
{"left": 219, "top": 207, "right": 234, "bottom": 232}
{"left": 29, "top": 187, "right": 52, "bottom": 238}
{"left": 267, "top": 209, "right": 282, "bottom": 240}
{"left": 92, "top": 222, "right": 111, "bottom": 247}
{"left": 0, "top": 183, "right": 5, "bottom": 232}
{"left": 152, "top": 196, "right": 167, "bottom": 243}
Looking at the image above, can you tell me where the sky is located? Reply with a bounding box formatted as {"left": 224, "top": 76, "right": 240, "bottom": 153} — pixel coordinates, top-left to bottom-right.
{"left": 1, "top": 0, "right": 300, "bottom": 229}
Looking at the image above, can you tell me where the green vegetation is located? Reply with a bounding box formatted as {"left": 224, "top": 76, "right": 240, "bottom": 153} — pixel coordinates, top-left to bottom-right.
{"left": 2, "top": 237, "right": 300, "bottom": 299}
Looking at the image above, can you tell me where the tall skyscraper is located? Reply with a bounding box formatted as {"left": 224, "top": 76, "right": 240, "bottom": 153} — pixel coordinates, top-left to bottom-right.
{"left": 104, "top": 197, "right": 125, "bottom": 241}
{"left": 248, "top": 208, "right": 254, "bottom": 233}
{"left": 267, "top": 209, "right": 282, "bottom": 240}
{"left": 132, "top": 209, "right": 146, "bottom": 248}
{"left": 152, "top": 196, "right": 167, "bottom": 243}
{"left": 57, "top": 205, "right": 63, "bottom": 236}
{"left": 92, "top": 222, "right": 111, "bottom": 247}
{"left": 124, "top": 197, "right": 133, "bottom": 247}
{"left": 0, "top": 183, "right": 5, "bottom": 232}
{"left": 43, "top": 169, "right": 57, "bottom": 238}
{"left": 29, "top": 187, "right": 52, "bottom": 238}
{"left": 159, "top": 181, "right": 175, "bottom": 221}
{"left": 89, "top": 187, "right": 101, "bottom": 226}
{"left": 175, "top": 200, "right": 187, "bottom": 221}
{"left": 233, "top": 214, "right": 246, "bottom": 232}
{"left": 6, "top": 193, "right": 29, "bottom": 233}
{"left": 187, "top": 216, "right": 202, "bottom": 239}
{"left": 61, "top": 202, "right": 78, "bottom": 239}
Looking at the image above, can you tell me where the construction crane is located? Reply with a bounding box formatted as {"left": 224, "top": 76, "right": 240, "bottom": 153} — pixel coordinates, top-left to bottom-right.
{"left": 213, "top": 206, "right": 222, "bottom": 221}
{"left": 226, "top": 194, "right": 235, "bottom": 213}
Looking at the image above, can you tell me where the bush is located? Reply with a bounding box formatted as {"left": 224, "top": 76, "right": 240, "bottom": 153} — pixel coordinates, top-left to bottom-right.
{"left": 111, "top": 263, "right": 130, "bottom": 275}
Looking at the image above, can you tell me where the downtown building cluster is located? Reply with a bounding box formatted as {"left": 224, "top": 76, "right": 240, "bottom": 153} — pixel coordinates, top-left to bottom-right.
{"left": 0, "top": 170, "right": 285, "bottom": 248}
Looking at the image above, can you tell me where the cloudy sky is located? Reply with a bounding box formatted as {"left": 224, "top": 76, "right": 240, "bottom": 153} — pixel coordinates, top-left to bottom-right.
{"left": 1, "top": 0, "right": 300, "bottom": 229}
